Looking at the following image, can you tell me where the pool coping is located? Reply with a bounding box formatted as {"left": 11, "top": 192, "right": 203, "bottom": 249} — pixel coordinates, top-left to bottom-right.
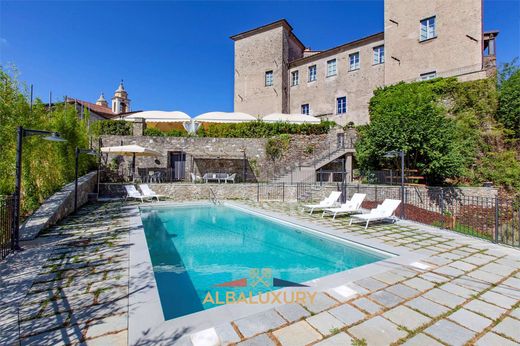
{"left": 128, "top": 201, "right": 427, "bottom": 345}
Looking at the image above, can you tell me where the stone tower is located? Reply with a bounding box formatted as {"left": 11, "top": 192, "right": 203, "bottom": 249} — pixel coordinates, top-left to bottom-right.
{"left": 231, "top": 20, "right": 305, "bottom": 116}
{"left": 96, "top": 93, "right": 108, "bottom": 107}
{"left": 111, "top": 81, "right": 131, "bottom": 114}
{"left": 384, "top": 0, "right": 484, "bottom": 84}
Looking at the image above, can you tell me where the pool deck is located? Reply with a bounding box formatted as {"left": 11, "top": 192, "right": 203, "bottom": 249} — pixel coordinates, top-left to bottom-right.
{"left": 0, "top": 200, "right": 519, "bottom": 346}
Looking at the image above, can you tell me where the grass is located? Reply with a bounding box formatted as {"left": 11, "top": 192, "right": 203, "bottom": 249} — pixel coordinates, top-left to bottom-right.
{"left": 351, "top": 338, "right": 367, "bottom": 346}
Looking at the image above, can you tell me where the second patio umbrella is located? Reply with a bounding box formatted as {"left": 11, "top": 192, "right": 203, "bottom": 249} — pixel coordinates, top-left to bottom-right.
{"left": 100, "top": 144, "right": 162, "bottom": 181}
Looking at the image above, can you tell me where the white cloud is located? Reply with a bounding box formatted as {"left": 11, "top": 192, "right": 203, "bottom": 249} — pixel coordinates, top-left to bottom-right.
{"left": 0, "top": 37, "right": 7, "bottom": 46}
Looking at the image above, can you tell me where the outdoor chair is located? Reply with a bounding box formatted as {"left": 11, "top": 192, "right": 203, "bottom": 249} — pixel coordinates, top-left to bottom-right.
{"left": 139, "top": 184, "right": 165, "bottom": 201}
{"left": 302, "top": 191, "right": 342, "bottom": 214}
{"left": 124, "top": 185, "right": 152, "bottom": 203}
{"left": 224, "top": 173, "right": 236, "bottom": 183}
{"left": 322, "top": 193, "right": 366, "bottom": 219}
{"left": 349, "top": 199, "right": 401, "bottom": 229}
{"left": 191, "top": 173, "right": 202, "bottom": 183}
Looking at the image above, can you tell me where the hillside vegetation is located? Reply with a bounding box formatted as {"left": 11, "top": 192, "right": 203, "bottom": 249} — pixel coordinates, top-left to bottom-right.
{"left": 356, "top": 67, "right": 520, "bottom": 192}
{"left": 0, "top": 67, "right": 95, "bottom": 216}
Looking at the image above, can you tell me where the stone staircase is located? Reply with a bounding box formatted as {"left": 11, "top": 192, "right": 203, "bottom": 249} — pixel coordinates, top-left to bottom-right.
{"left": 272, "top": 144, "right": 355, "bottom": 184}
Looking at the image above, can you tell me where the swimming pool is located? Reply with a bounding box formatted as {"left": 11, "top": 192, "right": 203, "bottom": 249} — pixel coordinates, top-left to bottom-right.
{"left": 140, "top": 204, "right": 388, "bottom": 320}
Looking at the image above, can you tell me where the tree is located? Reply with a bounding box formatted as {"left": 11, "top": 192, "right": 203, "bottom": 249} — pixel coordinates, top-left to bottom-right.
{"left": 497, "top": 68, "right": 520, "bottom": 138}
{"left": 0, "top": 66, "right": 94, "bottom": 215}
{"left": 356, "top": 80, "right": 467, "bottom": 184}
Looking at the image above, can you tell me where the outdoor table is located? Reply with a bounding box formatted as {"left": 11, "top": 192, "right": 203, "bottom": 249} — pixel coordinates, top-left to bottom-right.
{"left": 203, "top": 173, "right": 227, "bottom": 183}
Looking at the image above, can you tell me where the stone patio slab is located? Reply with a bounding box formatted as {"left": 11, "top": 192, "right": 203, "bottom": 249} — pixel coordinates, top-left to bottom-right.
{"left": 476, "top": 332, "right": 519, "bottom": 346}
{"left": 313, "top": 332, "right": 353, "bottom": 346}
{"left": 275, "top": 304, "right": 310, "bottom": 323}
{"left": 464, "top": 299, "right": 506, "bottom": 321}
{"left": 234, "top": 309, "right": 286, "bottom": 338}
{"left": 306, "top": 311, "right": 344, "bottom": 336}
{"left": 328, "top": 304, "right": 366, "bottom": 326}
{"left": 492, "top": 317, "right": 520, "bottom": 342}
{"left": 402, "top": 333, "right": 444, "bottom": 346}
{"left": 348, "top": 316, "right": 406, "bottom": 345}
{"left": 383, "top": 305, "right": 431, "bottom": 330}
{"left": 448, "top": 308, "right": 492, "bottom": 332}
{"left": 425, "top": 319, "right": 476, "bottom": 346}
{"left": 405, "top": 297, "right": 449, "bottom": 318}
{"left": 272, "top": 321, "right": 322, "bottom": 346}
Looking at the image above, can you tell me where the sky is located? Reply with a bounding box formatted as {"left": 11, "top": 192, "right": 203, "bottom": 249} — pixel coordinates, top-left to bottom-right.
{"left": 1, "top": 0, "right": 519, "bottom": 115}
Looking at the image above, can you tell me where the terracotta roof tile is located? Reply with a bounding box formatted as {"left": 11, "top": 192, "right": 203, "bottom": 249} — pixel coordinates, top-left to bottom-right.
{"left": 66, "top": 98, "right": 117, "bottom": 118}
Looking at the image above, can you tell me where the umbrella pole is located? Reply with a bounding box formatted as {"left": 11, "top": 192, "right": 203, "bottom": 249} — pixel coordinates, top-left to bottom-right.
{"left": 132, "top": 153, "right": 136, "bottom": 182}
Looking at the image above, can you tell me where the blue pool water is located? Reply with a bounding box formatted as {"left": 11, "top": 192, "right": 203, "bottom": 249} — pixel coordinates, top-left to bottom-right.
{"left": 140, "top": 204, "right": 387, "bottom": 320}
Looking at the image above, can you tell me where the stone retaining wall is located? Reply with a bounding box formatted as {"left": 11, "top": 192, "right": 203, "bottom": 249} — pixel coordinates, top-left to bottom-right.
{"left": 98, "top": 130, "right": 344, "bottom": 182}
{"left": 148, "top": 183, "right": 300, "bottom": 202}
{"left": 21, "top": 171, "right": 98, "bottom": 240}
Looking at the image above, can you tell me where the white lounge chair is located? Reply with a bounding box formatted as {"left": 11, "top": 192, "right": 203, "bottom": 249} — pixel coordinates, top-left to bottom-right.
{"left": 302, "top": 191, "right": 342, "bottom": 214}
{"left": 124, "top": 185, "right": 151, "bottom": 203}
{"left": 139, "top": 184, "right": 165, "bottom": 201}
{"left": 224, "top": 173, "right": 236, "bottom": 183}
{"left": 322, "top": 193, "right": 366, "bottom": 219}
{"left": 191, "top": 172, "right": 202, "bottom": 183}
{"left": 349, "top": 199, "right": 401, "bottom": 229}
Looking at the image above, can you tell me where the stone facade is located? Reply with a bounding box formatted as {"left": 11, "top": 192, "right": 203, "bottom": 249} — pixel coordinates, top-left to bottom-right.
{"left": 288, "top": 34, "right": 385, "bottom": 125}
{"left": 99, "top": 130, "right": 343, "bottom": 182}
{"left": 384, "top": 0, "right": 483, "bottom": 84}
{"left": 232, "top": 0, "right": 497, "bottom": 125}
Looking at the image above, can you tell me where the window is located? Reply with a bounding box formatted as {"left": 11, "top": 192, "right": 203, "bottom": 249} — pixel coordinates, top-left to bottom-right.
{"left": 420, "top": 71, "right": 437, "bottom": 80}
{"left": 337, "top": 96, "right": 347, "bottom": 114}
{"left": 420, "top": 16, "right": 436, "bottom": 41}
{"left": 265, "top": 71, "right": 273, "bottom": 86}
{"left": 308, "top": 65, "right": 317, "bottom": 82}
{"left": 291, "top": 70, "right": 299, "bottom": 86}
{"left": 373, "top": 46, "right": 384, "bottom": 64}
{"left": 301, "top": 104, "right": 310, "bottom": 115}
{"left": 349, "top": 52, "right": 360, "bottom": 71}
{"left": 327, "top": 59, "right": 337, "bottom": 77}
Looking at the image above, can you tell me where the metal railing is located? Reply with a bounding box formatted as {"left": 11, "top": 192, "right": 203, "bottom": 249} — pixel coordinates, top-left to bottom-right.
{"left": 339, "top": 184, "right": 520, "bottom": 247}
{"left": 0, "top": 195, "right": 15, "bottom": 260}
{"left": 209, "top": 188, "right": 220, "bottom": 205}
{"left": 272, "top": 134, "right": 356, "bottom": 182}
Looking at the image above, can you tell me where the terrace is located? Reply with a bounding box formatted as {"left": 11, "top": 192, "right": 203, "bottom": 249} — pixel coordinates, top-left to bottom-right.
{"left": 1, "top": 196, "right": 519, "bottom": 346}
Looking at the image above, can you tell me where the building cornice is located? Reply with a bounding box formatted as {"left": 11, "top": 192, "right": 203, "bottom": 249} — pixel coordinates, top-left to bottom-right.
{"left": 230, "top": 19, "right": 305, "bottom": 50}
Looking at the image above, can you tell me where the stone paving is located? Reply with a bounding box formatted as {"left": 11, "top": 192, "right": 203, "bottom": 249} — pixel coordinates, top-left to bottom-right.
{"left": 229, "top": 201, "right": 520, "bottom": 346}
{"left": 0, "top": 199, "right": 519, "bottom": 346}
{"left": 0, "top": 202, "right": 130, "bottom": 345}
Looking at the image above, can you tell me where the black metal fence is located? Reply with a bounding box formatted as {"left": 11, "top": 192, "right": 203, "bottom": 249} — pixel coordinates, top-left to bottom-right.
{"left": 338, "top": 184, "right": 520, "bottom": 247}
{"left": 0, "top": 195, "right": 15, "bottom": 260}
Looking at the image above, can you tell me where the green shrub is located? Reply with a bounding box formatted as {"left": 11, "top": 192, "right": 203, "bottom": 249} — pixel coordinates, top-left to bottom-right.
{"left": 91, "top": 120, "right": 132, "bottom": 136}
{"left": 265, "top": 135, "right": 291, "bottom": 161}
{"left": 143, "top": 127, "right": 188, "bottom": 137}
{"left": 497, "top": 70, "right": 520, "bottom": 138}
{"left": 0, "top": 66, "right": 95, "bottom": 215}
{"left": 143, "top": 127, "right": 165, "bottom": 137}
{"left": 357, "top": 78, "right": 467, "bottom": 184}
{"left": 476, "top": 151, "right": 520, "bottom": 191}
{"left": 197, "top": 120, "right": 335, "bottom": 138}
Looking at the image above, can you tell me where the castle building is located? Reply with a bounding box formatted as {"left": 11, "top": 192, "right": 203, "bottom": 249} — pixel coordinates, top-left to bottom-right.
{"left": 231, "top": 0, "right": 498, "bottom": 125}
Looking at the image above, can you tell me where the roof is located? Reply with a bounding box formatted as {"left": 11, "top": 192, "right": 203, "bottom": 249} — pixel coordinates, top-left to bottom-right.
{"left": 66, "top": 97, "right": 117, "bottom": 118}
{"left": 484, "top": 30, "right": 499, "bottom": 37}
{"left": 289, "top": 32, "right": 385, "bottom": 68}
{"left": 230, "top": 19, "right": 305, "bottom": 50}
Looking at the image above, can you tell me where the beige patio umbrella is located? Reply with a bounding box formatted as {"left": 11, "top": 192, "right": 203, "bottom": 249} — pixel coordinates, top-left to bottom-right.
{"left": 100, "top": 144, "right": 162, "bottom": 181}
